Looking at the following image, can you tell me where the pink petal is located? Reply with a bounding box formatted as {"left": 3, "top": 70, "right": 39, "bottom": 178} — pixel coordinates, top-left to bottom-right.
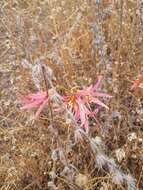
{"left": 131, "top": 80, "right": 140, "bottom": 90}
{"left": 18, "top": 92, "right": 47, "bottom": 104}
{"left": 93, "top": 92, "right": 112, "bottom": 98}
{"left": 77, "top": 101, "right": 86, "bottom": 126}
{"left": 17, "top": 93, "right": 32, "bottom": 104}
{"left": 34, "top": 98, "right": 48, "bottom": 119}
{"left": 26, "top": 92, "right": 47, "bottom": 100}
{"left": 79, "top": 108, "right": 86, "bottom": 126}
{"left": 131, "top": 73, "right": 143, "bottom": 90}
{"left": 74, "top": 105, "right": 80, "bottom": 120}
{"left": 21, "top": 99, "right": 43, "bottom": 109}
{"left": 93, "top": 76, "right": 102, "bottom": 90}
{"left": 91, "top": 108, "right": 99, "bottom": 118}
{"left": 90, "top": 97, "right": 109, "bottom": 109}
{"left": 87, "top": 85, "right": 93, "bottom": 91}
{"left": 82, "top": 85, "right": 93, "bottom": 93}
{"left": 77, "top": 100, "right": 90, "bottom": 126}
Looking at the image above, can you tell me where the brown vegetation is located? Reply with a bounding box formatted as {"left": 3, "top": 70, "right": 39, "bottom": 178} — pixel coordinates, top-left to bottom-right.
{"left": 0, "top": 0, "right": 143, "bottom": 189}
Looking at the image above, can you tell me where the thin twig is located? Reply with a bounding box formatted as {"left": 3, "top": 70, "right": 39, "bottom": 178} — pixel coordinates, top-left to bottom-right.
{"left": 41, "top": 65, "right": 53, "bottom": 124}
{"left": 120, "top": 0, "right": 123, "bottom": 39}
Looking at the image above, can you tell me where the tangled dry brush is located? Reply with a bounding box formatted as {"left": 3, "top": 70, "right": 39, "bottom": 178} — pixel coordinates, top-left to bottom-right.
{"left": 0, "top": 0, "right": 143, "bottom": 190}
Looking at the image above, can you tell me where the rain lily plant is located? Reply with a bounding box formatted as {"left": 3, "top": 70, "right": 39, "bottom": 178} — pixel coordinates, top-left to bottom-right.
{"left": 18, "top": 76, "right": 112, "bottom": 130}
{"left": 64, "top": 76, "right": 112, "bottom": 130}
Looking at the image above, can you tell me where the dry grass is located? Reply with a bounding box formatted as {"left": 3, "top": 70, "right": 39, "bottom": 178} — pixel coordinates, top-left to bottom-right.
{"left": 0, "top": 0, "right": 143, "bottom": 190}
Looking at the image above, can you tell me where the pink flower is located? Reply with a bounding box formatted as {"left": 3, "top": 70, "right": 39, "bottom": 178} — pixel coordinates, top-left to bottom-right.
{"left": 17, "top": 91, "right": 48, "bottom": 119}
{"left": 131, "top": 80, "right": 141, "bottom": 90}
{"left": 64, "top": 76, "right": 112, "bottom": 130}
{"left": 131, "top": 72, "right": 143, "bottom": 90}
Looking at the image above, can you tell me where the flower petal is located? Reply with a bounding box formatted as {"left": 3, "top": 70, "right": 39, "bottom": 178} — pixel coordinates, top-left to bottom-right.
{"left": 34, "top": 98, "right": 49, "bottom": 119}
{"left": 21, "top": 99, "right": 43, "bottom": 109}
{"left": 93, "top": 76, "right": 102, "bottom": 90}
{"left": 90, "top": 97, "right": 109, "bottom": 109}
{"left": 93, "top": 92, "right": 112, "bottom": 98}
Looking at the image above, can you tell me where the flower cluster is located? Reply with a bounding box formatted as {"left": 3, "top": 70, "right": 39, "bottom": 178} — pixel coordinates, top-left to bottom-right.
{"left": 18, "top": 76, "right": 112, "bottom": 130}
{"left": 64, "top": 76, "right": 112, "bottom": 130}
